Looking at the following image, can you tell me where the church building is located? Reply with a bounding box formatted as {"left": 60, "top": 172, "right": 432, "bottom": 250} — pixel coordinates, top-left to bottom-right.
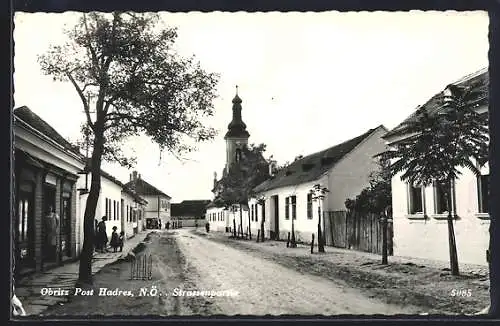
{"left": 206, "top": 87, "right": 254, "bottom": 233}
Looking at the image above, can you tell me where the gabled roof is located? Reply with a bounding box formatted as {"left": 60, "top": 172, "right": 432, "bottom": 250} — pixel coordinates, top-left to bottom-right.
{"left": 253, "top": 126, "right": 386, "bottom": 193}
{"left": 384, "top": 68, "right": 488, "bottom": 140}
{"left": 171, "top": 200, "right": 211, "bottom": 218}
{"left": 83, "top": 160, "right": 147, "bottom": 204}
{"left": 14, "top": 106, "right": 83, "bottom": 157}
{"left": 124, "top": 178, "right": 171, "bottom": 199}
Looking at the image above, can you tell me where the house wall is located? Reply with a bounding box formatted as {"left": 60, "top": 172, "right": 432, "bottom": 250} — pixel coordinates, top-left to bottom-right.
{"left": 15, "top": 127, "right": 84, "bottom": 274}
{"left": 206, "top": 207, "right": 230, "bottom": 232}
{"left": 391, "top": 164, "right": 490, "bottom": 266}
{"left": 121, "top": 192, "right": 137, "bottom": 238}
{"left": 257, "top": 177, "right": 327, "bottom": 243}
{"left": 171, "top": 215, "right": 206, "bottom": 227}
{"left": 143, "top": 195, "right": 171, "bottom": 227}
{"left": 326, "top": 127, "right": 389, "bottom": 211}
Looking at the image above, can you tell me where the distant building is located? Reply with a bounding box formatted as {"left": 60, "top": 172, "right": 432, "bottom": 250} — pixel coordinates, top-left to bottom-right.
{"left": 171, "top": 200, "right": 211, "bottom": 227}
{"left": 125, "top": 171, "right": 171, "bottom": 229}
{"left": 383, "top": 68, "right": 489, "bottom": 266}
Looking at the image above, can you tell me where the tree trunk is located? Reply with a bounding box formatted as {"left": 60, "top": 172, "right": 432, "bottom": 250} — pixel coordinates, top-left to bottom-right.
{"left": 239, "top": 204, "right": 243, "bottom": 239}
{"left": 381, "top": 215, "right": 388, "bottom": 265}
{"left": 318, "top": 205, "right": 325, "bottom": 253}
{"left": 446, "top": 181, "right": 459, "bottom": 276}
{"left": 77, "top": 130, "right": 105, "bottom": 285}
{"left": 233, "top": 218, "right": 236, "bottom": 238}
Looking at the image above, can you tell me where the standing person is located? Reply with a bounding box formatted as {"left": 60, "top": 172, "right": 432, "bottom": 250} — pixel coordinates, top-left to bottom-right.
{"left": 94, "top": 219, "right": 100, "bottom": 253}
{"left": 118, "top": 231, "right": 125, "bottom": 252}
{"left": 110, "top": 226, "right": 119, "bottom": 253}
{"left": 97, "top": 216, "right": 108, "bottom": 253}
{"left": 45, "top": 206, "right": 59, "bottom": 261}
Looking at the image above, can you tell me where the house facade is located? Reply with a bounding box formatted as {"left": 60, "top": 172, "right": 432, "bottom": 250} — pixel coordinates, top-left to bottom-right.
{"left": 171, "top": 200, "right": 211, "bottom": 227}
{"left": 252, "top": 125, "right": 389, "bottom": 243}
{"left": 383, "top": 68, "right": 489, "bottom": 266}
{"left": 125, "top": 171, "right": 171, "bottom": 229}
{"left": 13, "top": 106, "right": 151, "bottom": 280}
{"left": 78, "top": 170, "right": 147, "bottom": 241}
{"left": 13, "top": 106, "right": 85, "bottom": 277}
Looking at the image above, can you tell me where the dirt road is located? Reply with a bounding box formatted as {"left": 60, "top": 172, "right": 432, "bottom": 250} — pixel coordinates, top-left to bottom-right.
{"left": 176, "top": 229, "right": 420, "bottom": 315}
{"left": 42, "top": 229, "right": 422, "bottom": 316}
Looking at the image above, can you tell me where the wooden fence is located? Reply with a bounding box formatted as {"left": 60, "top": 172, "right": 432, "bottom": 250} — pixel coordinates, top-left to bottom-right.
{"left": 323, "top": 210, "right": 393, "bottom": 255}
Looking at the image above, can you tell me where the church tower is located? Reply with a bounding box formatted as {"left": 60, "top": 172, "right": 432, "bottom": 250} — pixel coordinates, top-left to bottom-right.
{"left": 224, "top": 86, "right": 250, "bottom": 173}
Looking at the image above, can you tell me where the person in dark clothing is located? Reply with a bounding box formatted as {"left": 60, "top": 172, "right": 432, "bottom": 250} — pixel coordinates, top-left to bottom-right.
{"left": 110, "top": 226, "right": 119, "bottom": 253}
{"left": 166, "top": 221, "right": 170, "bottom": 230}
{"left": 97, "top": 216, "right": 108, "bottom": 253}
{"left": 118, "top": 231, "right": 125, "bottom": 252}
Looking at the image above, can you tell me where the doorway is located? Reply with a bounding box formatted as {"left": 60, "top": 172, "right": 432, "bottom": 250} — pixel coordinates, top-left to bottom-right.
{"left": 272, "top": 195, "right": 279, "bottom": 240}
{"left": 43, "top": 183, "right": 57, "bottom": 264}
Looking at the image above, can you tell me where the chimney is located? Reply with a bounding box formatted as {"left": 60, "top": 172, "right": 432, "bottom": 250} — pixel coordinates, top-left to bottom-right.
{"left": 213, "top": 171, "right": 217, "bottom": 189}
{"left": 138, "top": 173, "right": 141, "bottom": 179}
{"left": 129, "top": 173, "right": 132, "bottom": 181}
{"left": 132, "top": 171, "right": 138, "bottom": 181}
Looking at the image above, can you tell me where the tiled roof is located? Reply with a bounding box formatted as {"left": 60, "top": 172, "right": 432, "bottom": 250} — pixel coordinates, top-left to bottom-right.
{"left": 384, "top": 68, "right": 488, "bottom": 139}
{"left": 83, "top": 160, "right": 147, "bottom": 204}
{"left": 14, "top": 106, "right": 83, "bottom": 157}
{"left": 124, "top": 178, "right": 171, "bottom": 199}
{"left": 171, "top": 200, "right": 211, "bottom": 218}
{"left": 253, "top": 126, "right": 386, "bottom": 193}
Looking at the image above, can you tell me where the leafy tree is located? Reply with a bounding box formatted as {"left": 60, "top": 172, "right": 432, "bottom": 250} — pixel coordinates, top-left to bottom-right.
{"left": 38, "top": 12, "right": 219, "bottom": 285}
{"left": 378, "top": 83, "right": 488, "bottom": 276}
{"left": 215, "top": 143, "right": 270, "bottom": 238}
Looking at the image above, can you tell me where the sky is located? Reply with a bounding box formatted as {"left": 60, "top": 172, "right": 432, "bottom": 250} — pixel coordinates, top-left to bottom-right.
{"left": 13, "top": 11, "right": 489, "bottom": 202}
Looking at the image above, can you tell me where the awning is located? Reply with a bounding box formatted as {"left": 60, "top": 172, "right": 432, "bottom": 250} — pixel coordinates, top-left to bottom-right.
{"left": 15, "top": 150, "right": 45, "bottom": 169}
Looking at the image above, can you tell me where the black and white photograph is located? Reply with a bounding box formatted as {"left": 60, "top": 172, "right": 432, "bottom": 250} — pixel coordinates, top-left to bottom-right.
{"left": 10, "top": 7, "right": 496, "bottom": 318}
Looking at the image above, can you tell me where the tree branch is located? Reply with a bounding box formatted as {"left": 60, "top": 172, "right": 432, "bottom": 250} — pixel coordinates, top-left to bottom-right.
{"left": 66, "top": 72, "right": 95, "bottom": 131}
{"left": 82, "top": 13, "right": 101, "bottom": 72}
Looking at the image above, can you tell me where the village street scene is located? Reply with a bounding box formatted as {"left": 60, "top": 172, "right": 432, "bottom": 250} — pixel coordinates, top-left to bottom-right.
{"left": 11, "top": 11, "right": 492, "bottom": 318}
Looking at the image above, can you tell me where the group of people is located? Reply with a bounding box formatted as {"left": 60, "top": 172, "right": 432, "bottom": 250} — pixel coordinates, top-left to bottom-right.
{"left": 94, "top": 216, "right": 124, "bottom": 253}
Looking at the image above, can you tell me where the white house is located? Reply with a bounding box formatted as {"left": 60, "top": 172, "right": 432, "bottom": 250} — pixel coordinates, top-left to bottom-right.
{"left": 383, "top": 68, "right": 489, "bottom": 266}
{"left": 252, "top": 125, "right": 389, "bottom": 243}
{"left": 77, "top": 169, "right": 147, "bottom": 241}
{"left": 125, "top": 171, "right": 171, "bottom": 229}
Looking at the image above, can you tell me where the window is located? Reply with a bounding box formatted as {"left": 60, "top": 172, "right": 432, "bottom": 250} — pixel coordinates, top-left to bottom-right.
{"left": 478, "top": 174, "right": 490, "bottom": 213}
{"left": 285, "top": 197, "right": 290, "bottom": 219}
{"left": 434, "top": 181, "right": 450, "bottom": 214}
{"left": 105, "top": 198, "right": 109, "bottom": 219}
{"left": 126, "top": 204, "right": 129, "bottom": 222}
{"left": 251, "top": 205, "right": 254, "bottom": 221}
{"left": 235, "top": 148, "right": 242, "bottom": 162}
{"left": 291, "top": 196, "right": 296, "bottom": 220}
{"left": 307, "top": 193, "right": 313, "bottom": 219}
{"left": 408, "top": 184, "right": 424, "bottom": 214}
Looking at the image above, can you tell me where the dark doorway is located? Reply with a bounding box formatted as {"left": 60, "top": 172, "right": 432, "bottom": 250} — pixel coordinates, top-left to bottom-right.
{"left": 43, "top": 183, "right": 57, "bottom": 264}
{"left": 272, "top": 195, "right": 279, "bottom": 240}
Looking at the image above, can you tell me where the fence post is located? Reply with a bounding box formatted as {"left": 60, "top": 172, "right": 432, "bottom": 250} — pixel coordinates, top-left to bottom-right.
{"left": 287, "top": 232, "right": 290, "bottom": 247}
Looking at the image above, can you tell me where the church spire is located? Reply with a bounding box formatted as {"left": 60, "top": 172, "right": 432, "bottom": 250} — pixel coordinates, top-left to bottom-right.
{"left": 225, "top": 85, "right": 249, "bottom": 139}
